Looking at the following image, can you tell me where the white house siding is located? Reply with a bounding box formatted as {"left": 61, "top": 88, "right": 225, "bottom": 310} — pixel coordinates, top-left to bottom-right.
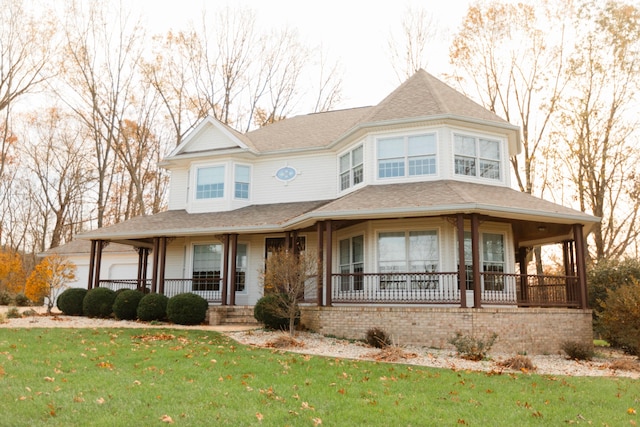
{"left": 184, "top": 124, "right": 238, "bottom": 153}
{"left": 167, "top": 168, "right": 188, "bottom": 210}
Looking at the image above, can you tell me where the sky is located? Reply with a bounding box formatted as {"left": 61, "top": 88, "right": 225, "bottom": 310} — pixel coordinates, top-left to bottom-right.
{"left": 132, "top": 0, "right": 474, "bottom": 110}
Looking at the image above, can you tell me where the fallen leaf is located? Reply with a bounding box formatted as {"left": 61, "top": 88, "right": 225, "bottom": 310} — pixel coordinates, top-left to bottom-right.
{"left": 160, "top": 415, "right": 173, "bottom": 424}
{"left": 256, "top": 412, "right": 263, "bottom": 422}
{"left": 44, "top": 376, "right": 55, "bottom": 382}
{"left": 96, "top": 397, "right": 105, "bottom": 404}
{"left": 312, "top": 417, "right": 322, "bottom": 426}
{"left": 628, "top": 407, "right": 637, "bottom": 415}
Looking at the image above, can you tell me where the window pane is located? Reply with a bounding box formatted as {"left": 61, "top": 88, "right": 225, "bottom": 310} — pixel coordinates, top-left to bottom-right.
{"left": 340, "top": 172, "right": 350, "bottom": 191}
{"left": 455, "top": 157, "right": 476, "bottom": 176}
{"left": 353, "top": 164, "right": 364, "bottom": 185}
{"left": 479, "top": 160, "right": 500, "bottom": 180}
{"left": 235, "top": 165, "right": 250, "bottom": 181}
{"left": 339, "top": 153, "right": 350, "bottom": 173}
{"left": 377, "top": 137, "right": 404, "bottom": 158}
{"left": 235, "top": 244, "right": 247, "bottom": 291}
{"left": 339, "top": 239, "right": 350, "bottom": 265}
{"left": 193, "top": 244, "right": 222, "bottom": 291}
{"left": 454, "top": 135, "right": 476, "bottom": 156}
{"left": 378, "top": 159, "right": 404, "bottom": 178}
{"left": 378, "top": 232, "right": 405, "bottom": 262}
{"left": 352, "top": 146, "right": 363, "bottom": 165}
{"left": 409, "top": 157, "right": 436, "bottom": 176}
{"left": 352, "top": 235, "right": 364, "bottom": 263}
{"left": 408, "top": 134, "right": 436, "bottom": 156}
{"left": 479, "top": 139, "right": 500, "bottom": 160}
{"left": 483, "top": 233, "right": 504, "bottom": 262}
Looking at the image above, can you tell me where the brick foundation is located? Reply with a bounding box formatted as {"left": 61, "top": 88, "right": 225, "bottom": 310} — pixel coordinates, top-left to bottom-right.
{"left": 299, "top": 305, "right": 593, "bottom": 355}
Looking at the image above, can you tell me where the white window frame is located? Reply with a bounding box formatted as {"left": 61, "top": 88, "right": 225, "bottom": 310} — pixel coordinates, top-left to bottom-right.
{"left": 376, "top": 133, "right": 437, "bottom": 180}
{"left": 338, "top": 235, "right": 364, "bottom": 291}
{"left": 453, "top": 134, "right": 502, "bottom": 181}
{"left": 192, "top": 243, "right": 223, "bottom": 292}
{"left": 195, "top": 165, "right": 225, "bottom": 200}
{"left": 456, "top": 231, "right": 507, "bottom": 292}
{"left": 234, "top": 164, "right": 251, "bottom": 200}
{"left": 339, "top": 145, "right": 364, "bottom": 191}
{"left": 234, "top": 243, "right": 248, "bottom": 292}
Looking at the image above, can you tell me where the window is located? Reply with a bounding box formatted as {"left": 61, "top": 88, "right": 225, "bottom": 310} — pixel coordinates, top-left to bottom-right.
{"left": 456, "top": 232, "right": 505, "bottom": 291}
{"left": 378, "top": 230, "right": 439, "bottom": 289}
{"left": 339, "top": 235, "right": 364, "bottom": 291}
{"left": 377, "top": 134, "right": 436, "bottom": 179}
{"left": 235, "top": 244, "right": 247, "bottom": 292}
{"left": 454, "top": 135, "right": 501, "bottom": 180}
{"left": 234, "top": 165, "right": 250, "bottom": 199}
{"left": 192, "top": 244, "right": 222, "bottom": 291}
{"left": 483, "top": 233, "right": 504, "bottom": 291}
{"left": 196, "top": 166, "right": 225, "bottom": 199}
{"left": 339, "top": 146, "right": 364, "bottom": 190}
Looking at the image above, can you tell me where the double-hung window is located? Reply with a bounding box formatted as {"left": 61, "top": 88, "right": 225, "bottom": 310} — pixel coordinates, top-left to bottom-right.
{"left": 339, "top": 235, "right": 364, "bottom": 291}
{"left": 234, "top": 165, "right": 250, "bottom": 199}
{"left": 192, "top": 244, "right": 222, "bottom": 291}
{"left": 339, "top": 146, "right": 363, "bottom": 191}
{"left": 196, "top": 166, "right": 225, "bottom": 199}
{"left": 378, "top": 230, "right": 439, "bottom": 290}
{"left": 377, "top": 134, "right": 436, "bottom": 179}
{"left": 235, "top": 244, "right": 247, "bottom": 292}
{"left": 456, "top": 232, "right": 505, "bottom": 291}
{"left": 454, "top": 135, "right": 501, "bottom": 180}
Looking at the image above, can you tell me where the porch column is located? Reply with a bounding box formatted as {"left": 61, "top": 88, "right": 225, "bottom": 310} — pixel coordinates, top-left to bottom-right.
{"left": 316, "top": 221, "right": 324, "bottom": 306}
{"left": 151, "top": 237, "right": 159, "bottom": 293}
{"left": 158, "top": 237, "right": 167, "bottom": 295}
{"left": 456, "top": 214, "right": 467, "bottom": 308}
{"left": 141, "top": 248, "right": 149, "bottom": 290}
{"left": 221, "top": 234, "right": 230, "bottom": 306}
{"left": 136, "top": 248, "right": 144, "bottom": 291}
{"left": 325, "top": 220, "right": 333, "bottom": 307}
{"left": 573, "top": 224, "right": 589, "bottom": 308}
{"left": 471, "top": 214, "right": 481, "bottom": 308}
{"left": 229, "top": 234, "right": 238, "bottom": 306}
{"left": 93, "top": 240, "right": 105, "bottom": 289}
{"left": 87, "top": 240, "right": 97, "bottom": 290}
{"left": 517, "top": 247, "right": 529, "bottom": 303}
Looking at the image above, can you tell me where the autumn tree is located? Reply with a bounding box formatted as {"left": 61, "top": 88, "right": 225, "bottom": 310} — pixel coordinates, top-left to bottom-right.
{"left": 551, "top": 0, "right": 640, "bottom": 261}
{"left": 260, "top": 247, "right": 317, "bottom": 335}
{"left": 0, "top": 249, "right": 26, "bottom": 295}
{"left": 25, "top": 254, "right": 76, "bottom": 313}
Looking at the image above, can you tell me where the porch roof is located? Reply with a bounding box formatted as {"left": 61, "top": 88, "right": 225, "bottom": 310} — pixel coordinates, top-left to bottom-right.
{"left": 79, "top": 181, "right": 598, "bottom": 245}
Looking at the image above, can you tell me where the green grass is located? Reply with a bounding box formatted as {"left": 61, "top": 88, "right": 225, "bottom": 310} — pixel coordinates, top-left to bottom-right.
{"left": 0, "top": 328, "right": 638, "bottom": 426}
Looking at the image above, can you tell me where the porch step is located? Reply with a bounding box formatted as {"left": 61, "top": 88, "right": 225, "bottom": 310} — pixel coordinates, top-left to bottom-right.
{"left": 208, "top": 306, "right": 261, "bottom": 326}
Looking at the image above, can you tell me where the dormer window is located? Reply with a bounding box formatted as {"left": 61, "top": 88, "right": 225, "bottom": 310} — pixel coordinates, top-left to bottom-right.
{"left": 377, "top": 134, "right": 436, "bottom": 179}
{"left": 454, "top": 135, "right": 501, "bottom": 180}
{"left": 339, "top": 145, "right": 363, "bottom": 191}
{"left": 196, "top": 166, "right": 225, "bottom": 199}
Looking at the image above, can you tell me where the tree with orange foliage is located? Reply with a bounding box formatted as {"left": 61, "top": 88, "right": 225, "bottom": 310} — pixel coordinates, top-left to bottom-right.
{"left": 25, "top": 255, "right": 76, "bottom": 314}
{"left": 0, "top": 250, "right": 26, "bottom": 295}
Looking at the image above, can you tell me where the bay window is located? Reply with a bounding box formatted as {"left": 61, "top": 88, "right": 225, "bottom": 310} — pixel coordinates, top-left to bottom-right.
{"left": 454, "top": 135, "right": 501, "bottom": 180}
{"left": 196, "top": 166, "right": 225, "bottom": 199}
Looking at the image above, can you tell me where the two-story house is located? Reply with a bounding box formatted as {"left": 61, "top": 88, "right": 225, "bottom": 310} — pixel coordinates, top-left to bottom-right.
{"left": 80, "top": 70, "right": 598, "bottom": 353}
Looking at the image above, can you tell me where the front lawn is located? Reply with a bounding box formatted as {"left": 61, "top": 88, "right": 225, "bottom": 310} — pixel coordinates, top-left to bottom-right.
{"left": 0, "top": 328, "right": 638, "bottom": 426}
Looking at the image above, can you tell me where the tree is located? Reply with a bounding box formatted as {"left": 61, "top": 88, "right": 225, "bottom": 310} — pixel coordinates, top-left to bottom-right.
{"left": 552, "top": 0, "right": 640, "bottom": 261}
{"left": 0, "top": 249, "right": 26, "bottom": 295}
{"left": 260, "top": 247, "right": 317, "bottom": 335}
{"left": 25, "top": 254, "right": 76, "bottom": 313}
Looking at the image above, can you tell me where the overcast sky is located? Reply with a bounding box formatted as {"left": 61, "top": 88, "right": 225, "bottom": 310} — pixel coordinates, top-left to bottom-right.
{"left": 132, "top": 0, "right": 474, "bottom": 110}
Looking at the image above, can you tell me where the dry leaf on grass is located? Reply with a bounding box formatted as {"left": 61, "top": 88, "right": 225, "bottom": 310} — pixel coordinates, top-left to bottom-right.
{"left": 362, "top": 346, "right": 418, "bottom": 362}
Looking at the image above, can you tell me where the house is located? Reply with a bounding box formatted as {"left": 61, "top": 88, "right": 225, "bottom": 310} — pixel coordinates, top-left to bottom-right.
{"left": 79, "top": 69, "right": 598, "bottom": 353}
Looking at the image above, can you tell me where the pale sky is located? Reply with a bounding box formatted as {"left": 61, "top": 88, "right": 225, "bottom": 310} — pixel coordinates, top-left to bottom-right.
{"left": 133, "top": 0, "right": 473, "bottom": 110}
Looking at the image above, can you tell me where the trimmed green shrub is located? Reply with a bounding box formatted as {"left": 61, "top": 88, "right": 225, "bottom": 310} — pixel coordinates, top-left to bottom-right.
{"left": 448, "top": 331, "right": 498, "bottom": 361}
{"left": 253, "top": 294, "right": 294, "bottom": 330}
{"left": 0, "top": 290, "right": 12, "bottom": 305}
{"left": 14, "top": 293, "right": 30, "bottom": 307}
{"left": 112, "top": 289, "right": 144, "bottom": 320}
{"left": 166, "top": 293, "right": 208, "bottom": 325}
{"left": 83, "top": 287, "right": 116, "bottom": 318}
{"left": 598, "top": 280, "right": 640, "bottom": 355}
{"left": 561, "top": 340, "right": 594, "bottom": 360}
{"left": 137, "top": 293, "right": 169, "bottom": 322}
{"left": 57, "top": 288, "right": 88, "bottom": 316}
{"left": 365, "top": 327, "right": 391, "bottom": 348}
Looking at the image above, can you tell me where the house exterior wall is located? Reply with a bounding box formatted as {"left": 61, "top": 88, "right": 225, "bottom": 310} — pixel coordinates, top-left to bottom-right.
{"left": 300, "top": 306, "right": 593, "bottom": 355}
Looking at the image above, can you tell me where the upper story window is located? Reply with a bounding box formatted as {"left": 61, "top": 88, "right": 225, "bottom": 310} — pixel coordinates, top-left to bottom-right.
{"left": 377, "top": 134, "right": 436, "bottom": 179}
{"left": 196, "top": 166, "right": 225, "bottom": 199}
{"left": 454, "top": 135, "right": 501, "bottom": 180}
{"left": 339, "top": 146, "right": 363, "bottom": 191}
{"left": 234, "top": 165, "right": 250, "bottom": 199}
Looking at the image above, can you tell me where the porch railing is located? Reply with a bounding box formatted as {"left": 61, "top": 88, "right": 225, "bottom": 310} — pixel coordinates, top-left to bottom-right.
{"left": 99, "top": 279, "right": 222, "bottom": 302}
{"left": 331, "top": 272, "right": 581, "bottom": 307}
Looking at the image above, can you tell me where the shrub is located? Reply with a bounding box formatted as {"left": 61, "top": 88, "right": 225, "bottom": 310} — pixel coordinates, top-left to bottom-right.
{"left": 112, "top": 289, "right": 144, "bottom": 320}
{"left": 365, "top": 327, "right": 391, "bottom": 348}
{"left": 561, "top": 340, "right": 594, "bottom": 360}
{"left": 448, "top": 331, "right": 498, "bottom": 361}
{"left": 6, "top": 306, "right": 21, "bottom": 318}
{"left": 14, "top": 293, "right": 30, "bottom": 307}
{"left": 598, "top": 279, "right": 640, "bottom": 355}
{"left": 83, "top": 287, "right": 116, "bottom": 318}
{"left": 0, "top": 290, "right": 12, "bottom": 305}
{"left": 253, "top": 294, "right": 294, "bottom": 330}
{"left": 57, "top": 288, "right": 88, "bottom": 316}
{"left": 137, "top": 293, "right": 169, "bottom": 322}
{"left": 166, "top": 293, "right": 208, "bottom": 325}
{"left": 498, "top": 355, "right": 536, "bottom": 372}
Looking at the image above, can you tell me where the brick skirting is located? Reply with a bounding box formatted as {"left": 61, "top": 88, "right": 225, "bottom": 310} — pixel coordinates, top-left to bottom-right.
{"left": 299, "top": 305, "right": 593, "bottom": 355}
